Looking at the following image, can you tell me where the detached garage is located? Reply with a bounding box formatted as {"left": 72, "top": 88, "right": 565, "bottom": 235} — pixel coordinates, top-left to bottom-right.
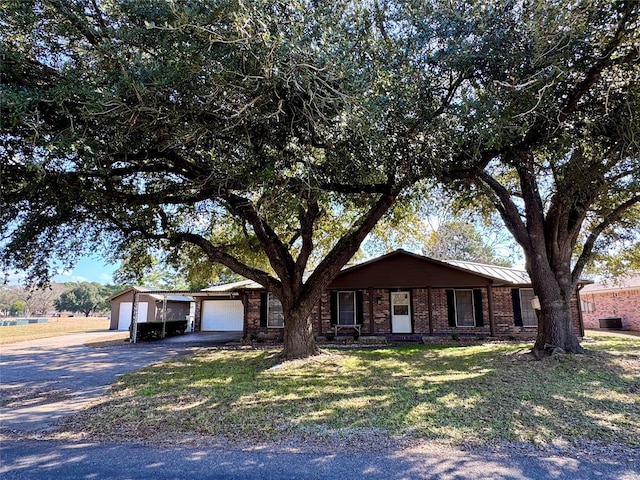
{"left": 109, "top": 287, "right": 194, "bottom": 332}
{"left": 201, "top": 300, "right": 244, "bottom": 331}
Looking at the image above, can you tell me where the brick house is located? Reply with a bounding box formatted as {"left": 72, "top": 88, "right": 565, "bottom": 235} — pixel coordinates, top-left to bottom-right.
{"left": 193, "top": 250, "right": 586, "bottom": 339}
{"left": 579, "top": 275, "right": 640, "bottom": 331}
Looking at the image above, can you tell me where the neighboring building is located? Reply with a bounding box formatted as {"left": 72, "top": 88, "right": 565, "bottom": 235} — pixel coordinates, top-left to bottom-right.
{"left": 109, "top": 287, "right": 194, "bottom": 331}
{"left": 580, "top": 275, "right": 640, "bottom": 331}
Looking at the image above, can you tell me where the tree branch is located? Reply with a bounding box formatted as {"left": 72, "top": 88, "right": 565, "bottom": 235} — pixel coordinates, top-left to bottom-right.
{"left": 303, "top": 177, "right": 397, "bottom": 302}
{"left": 223, "top": 193, "right": 296, "bottom": 284}
{"left": 558, "top": 1, "right": 639, "bottom": 122}
{"left": 572, "top": 193, "right": 640, "bottom": 286}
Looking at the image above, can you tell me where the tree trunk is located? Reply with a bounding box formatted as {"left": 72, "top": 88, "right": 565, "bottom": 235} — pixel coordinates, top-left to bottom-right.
{"left": 527, "top": 258, "right": 585, "bottom": 356}
{"left": 281, "top": 307, "right": 319, "bottom": 360}
{"left": 532, "top": 293, "right": 584, "bottom": 355}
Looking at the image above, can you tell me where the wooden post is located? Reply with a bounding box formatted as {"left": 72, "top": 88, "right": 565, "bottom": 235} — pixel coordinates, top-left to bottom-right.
{"left": 487, "top": 285, "right": 495, "bottom": 337}
{"left": 368, "top": 288, "right": 376, "bottom": 334}
{"left": 161, "top": 295, "right": 167, "bottom": 338}
{"left": 131, "top": 291, "right": 139, "bottom": 343}
{"left": 427, "top": 287, "right": 434, "bottom": 336}
{"left": 576, "top": 286, "right": 585, "bottom": 337}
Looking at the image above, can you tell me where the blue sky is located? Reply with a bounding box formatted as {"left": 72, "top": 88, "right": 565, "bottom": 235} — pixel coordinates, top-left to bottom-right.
{"left": 7, "top": 256, "right": 119, "bottom": 285}
{"left": 53, "top": 257, "right": 120, "bottom": 284}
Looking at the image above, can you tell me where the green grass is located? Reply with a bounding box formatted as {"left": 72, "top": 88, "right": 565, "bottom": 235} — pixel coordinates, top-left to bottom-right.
{"left": 64, "top": 333, "right": 640, "bottom": 448}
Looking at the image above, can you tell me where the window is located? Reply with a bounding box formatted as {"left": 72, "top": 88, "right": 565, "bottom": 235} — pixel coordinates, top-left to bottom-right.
{"left": 519, "top": 289, "right": 538, "bottom": 327}
{"left": 581, "top": 299, "right": 595, "bottom": 313}
{"left": 454, "top": 290, "right": 475, "bottom": 327}
{"left": 337, "top": 291, "right": 356, "bottom": 325}
{"left": 267, "top": 293, "right": 284, "bottom": 328}
{"left": 447, "top": 289, "right": 484, "bottom": 328}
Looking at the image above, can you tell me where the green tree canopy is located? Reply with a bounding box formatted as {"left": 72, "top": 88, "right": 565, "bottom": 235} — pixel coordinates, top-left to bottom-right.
{"left": 2, "top": 0, "right": 638, "bottom": 359}
{"left": 422, "top": 221, "right": 512, "bottom": 267}
{"left": 54, "top": 282, "right": 111, "bottom": 316}
{"left": 9, "top": 300, "right": 26, "bottom": 317}
{"left": 1, "top": 0, "right": 454, "bottom": 358}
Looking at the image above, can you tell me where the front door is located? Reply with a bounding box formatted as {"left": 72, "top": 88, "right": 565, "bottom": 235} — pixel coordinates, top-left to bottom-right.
{"left": 391, "top": 291, "right": 412, "bottom": 333}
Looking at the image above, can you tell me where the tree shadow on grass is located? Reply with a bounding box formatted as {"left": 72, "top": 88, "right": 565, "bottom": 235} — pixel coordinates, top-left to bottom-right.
{"left": 57, "top": 342, "right": 640, "bottom": 448}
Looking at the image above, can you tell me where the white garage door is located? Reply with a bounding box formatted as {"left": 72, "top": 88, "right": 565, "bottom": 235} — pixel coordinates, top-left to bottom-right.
{"left": 201, "top": 300, "right": 244, "bottom": 331}
{"left": 117, "top": 302, "right": 149, "bottom": 331}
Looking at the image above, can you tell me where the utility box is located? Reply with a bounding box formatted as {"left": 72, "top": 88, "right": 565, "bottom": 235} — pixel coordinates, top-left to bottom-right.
{"left": 598, "top": 317, "right": 623, "bottom": 330}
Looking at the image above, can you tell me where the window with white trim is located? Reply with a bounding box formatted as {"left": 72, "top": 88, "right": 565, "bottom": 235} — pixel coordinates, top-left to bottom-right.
{"left": 454, "top": 290, "right": 475, "bottom": 327}
{"left": 337, "top": 291, "right": 356, "bottom": 325}
{"left": 581, "top": 299, "right": 595, "bottom": 313}
{"left": 519, "top": 288, "right": 537, "bottom": 327}
{"left": 267, "top": 292, "right": 284, "bottom": 328}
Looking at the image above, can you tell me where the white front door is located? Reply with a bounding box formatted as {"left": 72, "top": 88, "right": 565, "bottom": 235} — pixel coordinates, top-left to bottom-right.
{"left": 201, "top": 300, "right": 244, "bottom": 331}
{"left": 117, "top": 302, "right": 149, "bottom": 330}
{"left": 391, "top": 291, "right": 412, "bottom": 333}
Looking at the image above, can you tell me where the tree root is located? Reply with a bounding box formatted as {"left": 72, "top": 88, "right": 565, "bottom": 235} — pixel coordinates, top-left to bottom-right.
{"left": 532, "top": 342, "right": 585, "bottom": 360}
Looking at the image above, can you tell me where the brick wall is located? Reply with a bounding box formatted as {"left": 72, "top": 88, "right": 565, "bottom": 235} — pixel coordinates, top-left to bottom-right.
{"left": 245, "top": 291, "right": 262, "bottom": 332}
{"left": 412, "top": 289, "right": 430, "bottom": 334}
{"left": 429, "top": 288, "right": 493, "bottom": 336}
{"left": 581, "top": 289, "right": 640, "bottom": 331}
{"left": 240, "top": 286, "right": 586, "bottom": 338}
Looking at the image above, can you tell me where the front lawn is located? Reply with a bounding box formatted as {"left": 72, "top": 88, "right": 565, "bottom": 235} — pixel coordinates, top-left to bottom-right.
{"left": 61, "top": 333, "right": 640, "bottom": 448}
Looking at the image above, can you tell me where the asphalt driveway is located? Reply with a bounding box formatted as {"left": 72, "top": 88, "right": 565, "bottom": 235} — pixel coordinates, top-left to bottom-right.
{"left": 0, "top": 331, "right": 237, "bottom": 432}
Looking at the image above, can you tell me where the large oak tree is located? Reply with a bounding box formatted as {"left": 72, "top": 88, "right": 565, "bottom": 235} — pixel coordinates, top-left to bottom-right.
{"left": 420, "top": 0, "right": 640, "bottom": 354}
{"left": 1, "top": 0, "right": 456, "bottom": 359}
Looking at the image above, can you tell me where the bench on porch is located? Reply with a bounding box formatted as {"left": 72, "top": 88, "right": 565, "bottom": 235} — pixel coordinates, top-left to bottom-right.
{"left": 333, "top": 324, "right": 361, "bottom": 339}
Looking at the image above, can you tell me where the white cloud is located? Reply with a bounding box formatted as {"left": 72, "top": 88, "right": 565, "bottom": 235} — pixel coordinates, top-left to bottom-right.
{"left": 3, "top": 270, "right": 25, "bottom": 285}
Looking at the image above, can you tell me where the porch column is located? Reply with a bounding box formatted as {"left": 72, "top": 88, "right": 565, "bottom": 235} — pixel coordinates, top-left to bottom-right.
{"left": 487, "top": 285, "right": 495, "bottom": 337}
{"left": 131, "top": 291, "right": 139, "bottom": 343}
{"left": 576, "top": 286, "right": 585, "bottom": 337}
{"left": 427, "top": 287, "right": 434, "bottom": 336}
{"left": 368, "top": 288, "right": 375, "bottom": 334}
{"left": 317, "top": 297, "right": 323, "bottom": 336}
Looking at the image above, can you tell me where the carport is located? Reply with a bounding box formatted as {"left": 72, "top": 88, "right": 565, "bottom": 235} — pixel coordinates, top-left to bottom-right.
{"left": 128, "top": 289, "right": 245, "bottom": 343}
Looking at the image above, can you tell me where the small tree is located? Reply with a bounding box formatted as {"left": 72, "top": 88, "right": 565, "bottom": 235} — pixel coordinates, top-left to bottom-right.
{"left": 9, "top": 301, "right": 25, "bottom": 317}
{"left": 0, "top": 286, "right": 24, "bottom": 317}
{"left": 55, "top": 283, "right": 107, "bottom": 317}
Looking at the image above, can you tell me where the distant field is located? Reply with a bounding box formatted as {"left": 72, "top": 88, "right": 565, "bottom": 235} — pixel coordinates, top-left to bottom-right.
{"left": 0, "top": 316, "right": 111, "bottom": 344}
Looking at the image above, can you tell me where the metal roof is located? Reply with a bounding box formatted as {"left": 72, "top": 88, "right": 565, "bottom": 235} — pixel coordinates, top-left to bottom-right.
{"left": 146, "top": 294, "right": 194, "bottom": 302}
{"left": 203, "top": 279, "right": 263, "bottom": 292}
{"left": 442, "top": 259, "right": 531, "bottom": 285}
